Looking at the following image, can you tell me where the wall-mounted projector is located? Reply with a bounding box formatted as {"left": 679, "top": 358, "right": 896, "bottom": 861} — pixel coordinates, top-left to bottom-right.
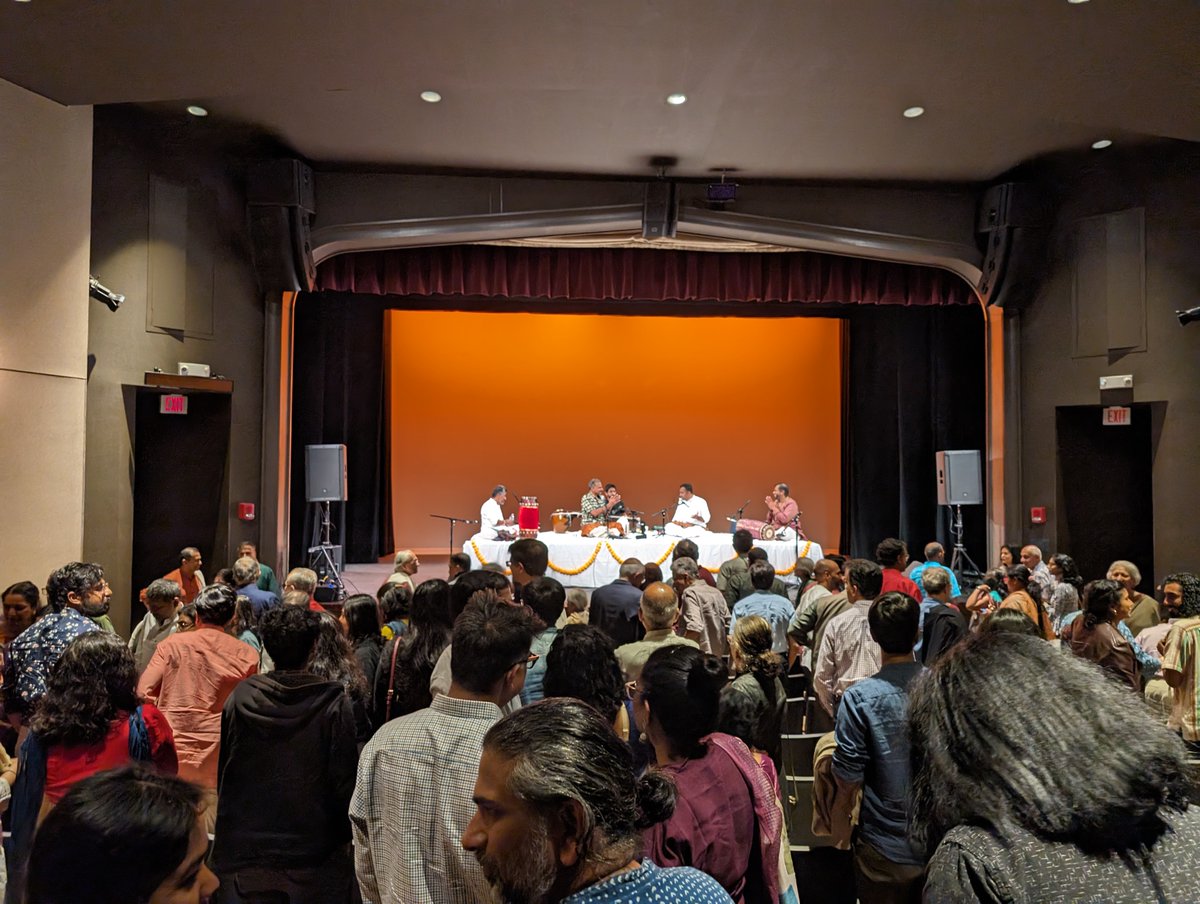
{"left": 177, "top": 362, "right": 211, "bottom": 378}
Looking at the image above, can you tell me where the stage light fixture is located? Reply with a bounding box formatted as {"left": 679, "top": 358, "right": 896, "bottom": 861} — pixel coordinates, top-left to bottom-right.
{"left": 186, "top": 105, "right": 208, "bottom": 117}
{"left": 1091, "top": 138, "right": 1113, "bottom": 149}
{"left": 420, "top": 91, "right": 442, "bottom": 103}
{"left": 903, "top": 106, "right": 925, "bottom": 119}
{"left": 666, "top": 93, "right": 687, "bottom": 106}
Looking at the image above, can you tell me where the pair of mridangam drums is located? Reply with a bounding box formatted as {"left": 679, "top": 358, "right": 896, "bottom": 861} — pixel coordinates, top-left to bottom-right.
{"left": 550, "top": 510, "right": 581, "bottom": 533}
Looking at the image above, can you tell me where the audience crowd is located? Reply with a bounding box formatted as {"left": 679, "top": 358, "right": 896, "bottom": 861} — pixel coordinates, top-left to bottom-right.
{"left": 1, "top": 531, "right": 1198, "bottom": 904}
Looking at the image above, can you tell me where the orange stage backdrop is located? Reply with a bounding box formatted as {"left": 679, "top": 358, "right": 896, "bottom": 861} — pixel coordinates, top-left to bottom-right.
{"left": 385, "top": 309, "right": 843, "bottom": 555}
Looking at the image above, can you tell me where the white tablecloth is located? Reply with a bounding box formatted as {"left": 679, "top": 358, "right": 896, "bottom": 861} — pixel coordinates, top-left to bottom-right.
{"left": 465, "top": 531, "right": 824, "bottom": 589}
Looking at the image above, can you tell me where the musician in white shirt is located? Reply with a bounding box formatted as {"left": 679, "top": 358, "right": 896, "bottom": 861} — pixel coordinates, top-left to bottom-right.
{"left": 665, "top": 483, "right": 711, "bottom": 537}
{"left": 479, "top": 485, "right": 515, "bottom": 540}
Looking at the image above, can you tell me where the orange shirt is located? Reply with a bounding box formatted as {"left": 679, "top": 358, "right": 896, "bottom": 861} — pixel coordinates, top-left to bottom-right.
{"left": 137, "top": 624, "right": 258, "bottom": 788}
{"left": 161, "top": 568, "right": 203, "bottom": 605}
{"left": 999, "top": 590, "right": 1056, "bottom": 640}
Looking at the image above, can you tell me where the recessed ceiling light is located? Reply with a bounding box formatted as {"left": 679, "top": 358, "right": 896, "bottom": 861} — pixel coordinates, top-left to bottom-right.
{"left": 1067, "top": 0, "right": 1090, "bottom": 4}
{"left": 903, "top": 106, "right": 925, "bottom": 119}
{"left": 1092, "top": 138, "right": 1113, "bottom": 149}
{"left": 666, "top": 93, "right": 688, "bottom": 106}
{"left": 185, "top": 105, "right": 208, "bottom": 117}
{"left": 420, "top": 91, "right": 442, "bottom": 104}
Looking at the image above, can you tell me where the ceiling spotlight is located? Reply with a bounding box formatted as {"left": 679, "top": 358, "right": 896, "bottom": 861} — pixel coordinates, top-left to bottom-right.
{"left": 420, "top": 90, "right": 442, "bottom": 103}
{"left": 666, "top": 93, "right": 688, "bottom": 106}
{"left": 903, "top": 106, "right": 925, "bottom": 119}
{"left": 1092, "top": 138, "right": 1113, "bottom": 149}
{"left": 186, "top": 105, "right": 208, "bottom": 117}
{"left": 1067, "top": 0, "right": 1090, "bottom": 4}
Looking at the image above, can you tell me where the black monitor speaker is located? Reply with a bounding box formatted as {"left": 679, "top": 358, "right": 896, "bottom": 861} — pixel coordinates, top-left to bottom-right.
{"left": 305, "top": 444, "right": 347, "bottom": 502}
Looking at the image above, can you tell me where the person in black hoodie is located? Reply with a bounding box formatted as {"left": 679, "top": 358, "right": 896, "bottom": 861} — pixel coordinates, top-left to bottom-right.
{"left": 211, "top": 605, "right": 359, "bottom": 903}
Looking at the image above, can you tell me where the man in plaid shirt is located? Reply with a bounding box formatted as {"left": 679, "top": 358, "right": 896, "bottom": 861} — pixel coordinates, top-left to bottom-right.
{"left": 351, "top": 593, "right": 538, "bottom": 904}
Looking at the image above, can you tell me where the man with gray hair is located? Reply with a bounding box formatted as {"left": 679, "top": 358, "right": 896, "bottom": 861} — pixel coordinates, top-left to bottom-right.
{"left": 233, "top": 556, "right": 280, "bottom": 619}
{"left": 283, "top": 567, "right": 321, "bottom": 612}
{"left": 387, "top": 549, "right": 419, "bottom": 590}
{"left": 589, "top": 558, "right": 645, "bottom": 647}
{"left": 479, "top": 485, "right": 516, "bottom": 541}
{"left": 614, "top": 583, "right": 698, "bottom": 684}
{"left": 462, "top": 698, "right": 733, "bottom": 903}
{"left": 129, "top": 578, "right": 182, "bottom": 673}
{"left": 670, "top": 557, "right": 729, "bottom": 657}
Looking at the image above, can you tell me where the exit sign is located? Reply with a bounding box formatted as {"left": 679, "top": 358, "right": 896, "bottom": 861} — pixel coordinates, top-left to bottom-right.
{"left": 159, "top": 394, "right": 188, "bottom": 415}
{"left": 1103, "top": 405, "right": 1131, "bottom": 426}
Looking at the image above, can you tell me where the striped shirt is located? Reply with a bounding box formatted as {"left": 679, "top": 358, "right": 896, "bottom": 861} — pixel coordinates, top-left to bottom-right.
{"left": 1162, "top": 617, "right": 1200, "bottom": 740}
{"left": 351, "top": 694, "right": 502, "bottom": 904}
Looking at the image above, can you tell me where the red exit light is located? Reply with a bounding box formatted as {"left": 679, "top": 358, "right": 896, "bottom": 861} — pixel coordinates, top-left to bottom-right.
{"left": 159, "top": 394, "right": 188, "bottom": 415}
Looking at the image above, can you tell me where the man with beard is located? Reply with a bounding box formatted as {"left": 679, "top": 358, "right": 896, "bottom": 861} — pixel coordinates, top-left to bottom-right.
{"left": 3, "top": 562, "right": 106, "bottom": 725}
{"left": 461, "top": 698, "right": 734, "bottom": 903}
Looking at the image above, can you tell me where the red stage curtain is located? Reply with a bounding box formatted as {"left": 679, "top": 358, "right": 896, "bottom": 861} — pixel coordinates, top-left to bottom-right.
{"left": 316, "top": 246, "right": 974, "bottom": 306}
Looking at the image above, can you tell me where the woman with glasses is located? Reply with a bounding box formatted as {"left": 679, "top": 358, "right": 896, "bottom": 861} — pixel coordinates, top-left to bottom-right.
{"left": 633, "top": 644, "right": 782, "bottom": 904}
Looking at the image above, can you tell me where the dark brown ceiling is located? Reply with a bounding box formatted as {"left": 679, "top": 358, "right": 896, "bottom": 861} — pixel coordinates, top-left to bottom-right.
{"left": 2, "top": 0, "right": 1198, "bottom": 181}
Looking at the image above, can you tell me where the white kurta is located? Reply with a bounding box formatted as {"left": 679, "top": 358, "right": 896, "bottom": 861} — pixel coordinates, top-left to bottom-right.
{"left": 668, "top": 494, "right": 711, "bottom": 535}
{"left": 479, "top": 497, "right": 506, "bottom": 540}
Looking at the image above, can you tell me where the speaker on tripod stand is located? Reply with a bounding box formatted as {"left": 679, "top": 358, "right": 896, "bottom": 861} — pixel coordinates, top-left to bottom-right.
{"left": 936, "top": 450, "right": 983, "bottom": 581}
{"left": 305, "top": 444, "right": 347, "bottom": 602}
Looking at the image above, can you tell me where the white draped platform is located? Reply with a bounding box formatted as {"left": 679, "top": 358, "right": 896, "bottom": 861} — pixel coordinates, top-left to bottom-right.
{"left": 465, "top": 531, "right": 824, "bottom": 589}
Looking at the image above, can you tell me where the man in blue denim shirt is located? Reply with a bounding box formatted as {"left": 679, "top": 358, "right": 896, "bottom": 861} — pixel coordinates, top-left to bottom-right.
{"left": 831, "top": 590, "right": 924, "bottom": 903}
{"left": 519, "top": 577, "right": 564, "bottom": 704}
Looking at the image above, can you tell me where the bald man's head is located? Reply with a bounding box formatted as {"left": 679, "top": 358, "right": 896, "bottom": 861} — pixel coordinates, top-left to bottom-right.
{"left": 1020, "top": 545, "right": 1043, "bottom": 569}
{"left": 814, "top": 558, "right": 843, "bottom": 590}
{"left": 639, "top": 581, "right": 680, "bottom": 631}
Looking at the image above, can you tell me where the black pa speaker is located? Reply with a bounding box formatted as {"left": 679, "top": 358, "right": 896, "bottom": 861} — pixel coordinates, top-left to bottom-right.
{"left": 305, "top": 444, "right": 347, "bottom": 502}
{"left": 247, "top": 159, "right": 316, "bottom": 293}
{"left": 936, "top": 450, "right": 983, "bottom": 506}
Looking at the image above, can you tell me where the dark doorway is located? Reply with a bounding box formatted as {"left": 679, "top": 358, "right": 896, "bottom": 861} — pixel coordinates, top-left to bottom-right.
{"left": 131, "top": 389, "right": 232, "bottom": 627}
{"left": 1056, "top": 404, "right": 1156, "bottom": 587}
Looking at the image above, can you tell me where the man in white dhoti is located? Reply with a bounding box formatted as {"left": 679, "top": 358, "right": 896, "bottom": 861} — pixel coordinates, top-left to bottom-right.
{"left": 665, "top": 483, "right": 710, "bottom": 538}
{"left": 479, "top": 484, "right": 516, "bottom": 540}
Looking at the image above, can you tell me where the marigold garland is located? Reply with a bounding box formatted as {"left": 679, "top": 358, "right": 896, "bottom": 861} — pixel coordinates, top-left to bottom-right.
{"left": 470, "top": 538, "right": 602, "bottom": 577}
{"left": 606, "top": 541, "right": 676, "bottom": 567}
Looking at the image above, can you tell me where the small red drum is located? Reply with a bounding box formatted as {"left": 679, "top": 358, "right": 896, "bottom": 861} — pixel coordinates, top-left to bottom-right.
{"left": 518, "top": 496, "right": 539, "bottom": 538}
{"left": 551, "top": 510, "right": 570, "bottom": 533}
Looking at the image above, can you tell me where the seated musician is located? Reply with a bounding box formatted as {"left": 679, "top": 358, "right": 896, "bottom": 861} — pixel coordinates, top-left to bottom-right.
{"left": 737, "top": 482, "right": 804, "bottom": 540}
{"left": 665, "top": 483, "right": 710, "bottom": 538}
{"left": 479, "top": 484, "right": 516, "bottom": 540}
{"left": 580, "top": 478, "right": 621, "bottom": 536}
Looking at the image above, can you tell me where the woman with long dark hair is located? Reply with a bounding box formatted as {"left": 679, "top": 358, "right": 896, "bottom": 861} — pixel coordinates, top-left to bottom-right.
{"left": 373, "top": 579, "right": 452, "bottom": 726}
{"left": 634, "top": 644, "right": 782, "bottom": 904}
{"left": 718, "top": 614, "right": 785, "bottom": 772}
{"left": 340, "top": 593, "right": 384, "bottom": 703}
{"left": 310, "top": 611, "right": 372, "bottom": 743}
{"left": 912, "top": 631, "right": 1200, "bottom": 901}
{"left": 1060, "top": 579, "right": 1140, "bottom": 691}
{"left": 230, "top": 595, "right": 262, "bottom": 655}
{"left": 1046, "top": 552, "right": 1083, "bottom": 632}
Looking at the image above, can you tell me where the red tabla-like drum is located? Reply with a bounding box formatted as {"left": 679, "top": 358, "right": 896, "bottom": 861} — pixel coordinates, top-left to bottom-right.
{"left": 518, "top": 496, "right": 540, "bottom": 538}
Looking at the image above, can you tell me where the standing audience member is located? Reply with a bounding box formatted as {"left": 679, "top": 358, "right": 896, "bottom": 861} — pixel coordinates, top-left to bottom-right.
{"left": 24, "top": 766, "right": 219, "bottom": 904}
{"left": 875, "top": 539, "right": 921, "bottom": 601}
{"left": 229, "top": 596, "right": 263, "bottom": 657}
{"left": 175, "top": 603, "right": 197, "bottom": 632}
{"left": 387, "top": 549, "right": 419, "bottom": 590}
{"left": 4, "top": 562, "right": 105, "bottom": 725}
{"left": 283, "top": 567, "right": 321, "bottom": 610}
{"left": 908, "top": 542, "right": 961, "bottom": 598}
{"left": 729, "top": 561, "right": 793, "bottom": 655}
{"left": 148, "top": 547, "right": 206, "bottom": 605}
{"left": 635, "top": 645, "right": 782, "bottom": 903}
{"left": 815, "top": 560, "right": 884, "bottom": 716}
{"left": 614, "top": 583, "right": 698, "bottom": 684}
{"left": 341, "top": 593, "right": 385, "bottom": 704}
{"left": 997, "top": 565, "right": 1054, "bottom": 640}
{"left": 232, "top": 556, "right": 279, "bottom": 619}
{"left": 674, "top": 538, "right": 718, "bottom": 587}
{"left": 719, "top": 614, "right": 786, "bottom": 771}
{"left": 378, "top": 582, "right": 412, "bottom": 639}
{"left": 589, "top": 559, "right": 646, "bottom": 647}
{"left": 1019, "top": 544, "right": 1052, "bottom": 599}
{"left": 447, "top": 552, "right": 471, "bottom": 584}
{"left": 995, "top": 544, "right": 1018, "bottom": 570}
{"left": 789, "top": 558, "right": 849, "bottom": 672}
{"left": 564, "top": 588, "right": 590, "bottom": 625}
{"left": 519, "top": 576, "right": 564, "bottom": 705}
{"left": 670, "top": 556, "right": 730, "bottom": 656}
{"left": 351, "top": 594, "right": 537, "bottom": 904}
{"left": 1045, "top": 553, "right": 1083, "bottom": 632}
{"left": 1, "top": 581, "right": 38, "bottom": 642}
{"left": 912, "top": 632, "right": 1200, "bottom": 901}
{"left": 1109, "top": 559, "right": 1159, "bottom": 636}
{"left": 831, "top": 592, "right": 924, "bottom": 903}
{"left": 237, "top": 540, "right": 280, "bottom": 595}
{"left": 508, "top": 537, "right": 549, "bottom": 603}
{"left": 542, "top": 624, "right": 631, "bottom": 741}
{"left": 917, "top": 570, "right": 968, "bottom": 666}
{"left": 1140, "top": 573, "right": 1200, "bottom": 724}
{"left": 461, "top": 698, "right": 735, "bottom": 904}
{"left": 429, "top": 570, "right": 517, "bottom": 702}
{"left": 718, "top": 529, "right": 754, "bottom": 607}
{"left": 128, "top": 578, "right": 181, "bottom": 673}
{"left": 138, "top": 583, "right": 259, "bottom": 831}
{"left": 374, "top": 579, "right": 453, "bottom": 726}
{"left": 310, "top": 611, "right": 372, "bottom": 743}
{"left": 1162, "top": 576, "right": 1200, "bottom": 754}
{"left": 213, "top": 606, "right": 359, "bottom": 903}
{"left": 1060, "top": 579, "right": 1140, "bottom": 691}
